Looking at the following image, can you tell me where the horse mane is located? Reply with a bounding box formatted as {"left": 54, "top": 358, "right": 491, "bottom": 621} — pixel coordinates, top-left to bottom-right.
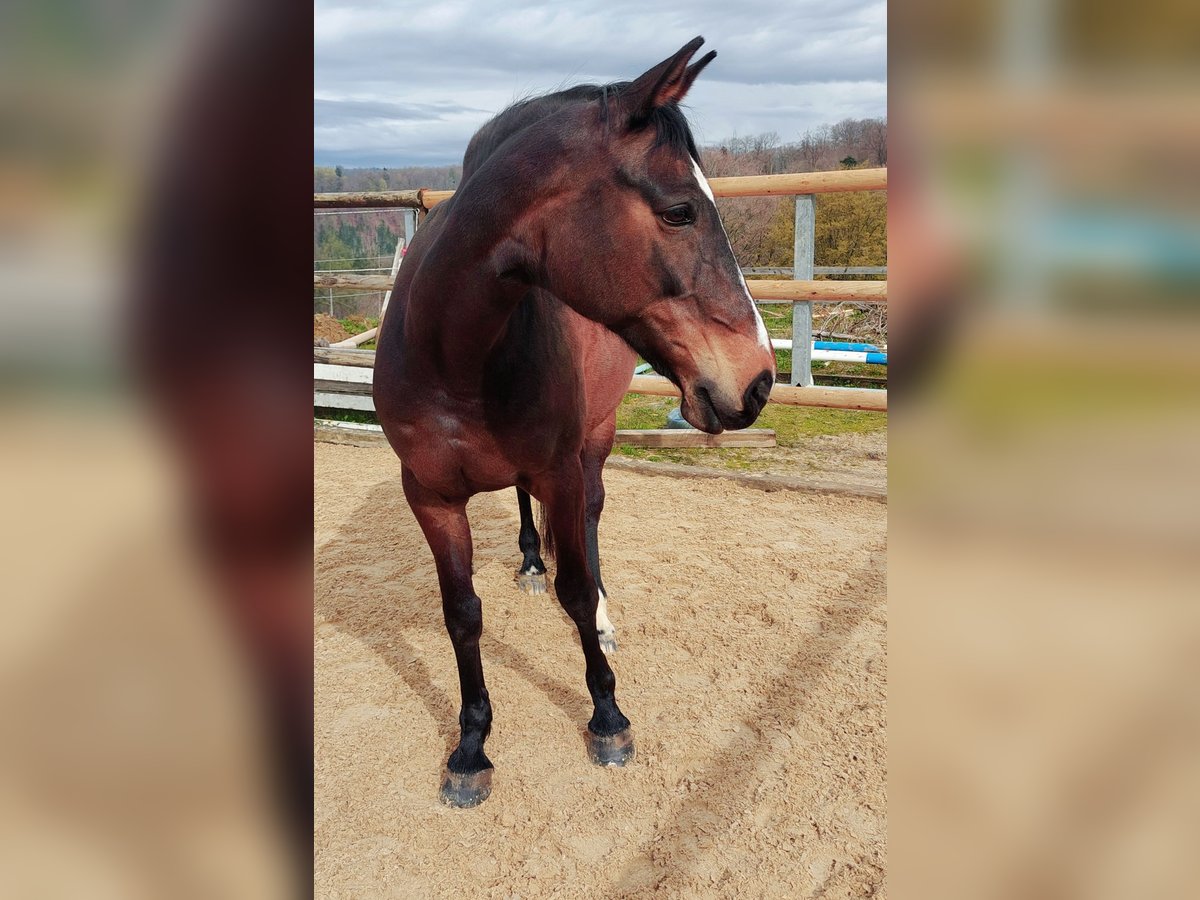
{"left": 460, "top": 81, "right": 702, "bottom": 183}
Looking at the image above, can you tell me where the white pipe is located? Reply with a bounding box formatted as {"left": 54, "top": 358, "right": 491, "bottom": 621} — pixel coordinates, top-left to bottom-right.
{"left": 770, "top": 339, "right": 887, "bottom": 364}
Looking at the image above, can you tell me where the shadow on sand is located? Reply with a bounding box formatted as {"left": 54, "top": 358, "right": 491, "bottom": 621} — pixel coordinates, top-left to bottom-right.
{"left": 315, "top": 479, "right": 593, "bottom": 764}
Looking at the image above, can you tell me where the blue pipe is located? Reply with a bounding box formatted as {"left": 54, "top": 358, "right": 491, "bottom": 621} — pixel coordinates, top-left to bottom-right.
{"left": 814, "top": 341, "right": 881, "bottom": 352}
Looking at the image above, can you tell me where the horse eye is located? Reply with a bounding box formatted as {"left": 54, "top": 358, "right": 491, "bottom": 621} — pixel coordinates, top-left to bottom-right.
{"left": 660, "top": 205, "right": 694, "bottom": 227}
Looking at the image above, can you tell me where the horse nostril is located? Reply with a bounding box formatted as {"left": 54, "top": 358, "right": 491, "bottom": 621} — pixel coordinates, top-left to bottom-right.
{"left": 758, "top": 370, "right": 774, "bottom": 401}
{"left": 745, "top": 370, "right": 773, "bottom": 414}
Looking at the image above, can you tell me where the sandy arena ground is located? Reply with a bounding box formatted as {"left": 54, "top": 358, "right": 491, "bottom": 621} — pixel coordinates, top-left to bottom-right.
{"left": 315, "top": 442, "right": 887, "bottom": 898}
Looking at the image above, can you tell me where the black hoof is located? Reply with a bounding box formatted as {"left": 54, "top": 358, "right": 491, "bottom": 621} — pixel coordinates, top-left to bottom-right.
{"left": 439, "top": 767, "right": 493, "bottom": 808}
{"left": 586, "top": 727, "right": 635, "bottom": 767}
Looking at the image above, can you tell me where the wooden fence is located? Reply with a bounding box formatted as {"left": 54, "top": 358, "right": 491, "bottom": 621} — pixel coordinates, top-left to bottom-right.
{"left": 314, "top": 167, "right": 887, "bottom": 414}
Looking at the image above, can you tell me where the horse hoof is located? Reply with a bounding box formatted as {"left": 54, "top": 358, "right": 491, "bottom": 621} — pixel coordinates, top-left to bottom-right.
{"left": 598, "top": 632, "right": 618, "bottom": 655}
{"left": 586, "top": 728, "right": 635, "bottom": 767}
{"left": 439, "top": 768, "right": 493, "bottom": 808}
{"left": 517, "top": 571, "right": 547, "bottom": 595}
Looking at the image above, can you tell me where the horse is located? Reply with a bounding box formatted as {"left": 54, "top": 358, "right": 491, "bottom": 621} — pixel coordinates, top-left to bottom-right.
{"left": 373, "top": 36, "right": 776, "bottom": 808}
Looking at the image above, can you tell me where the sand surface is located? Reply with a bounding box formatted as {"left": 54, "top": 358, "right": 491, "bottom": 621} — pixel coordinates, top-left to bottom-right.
{"left": 315, "top": 442, "right": 887, "bottom": 898}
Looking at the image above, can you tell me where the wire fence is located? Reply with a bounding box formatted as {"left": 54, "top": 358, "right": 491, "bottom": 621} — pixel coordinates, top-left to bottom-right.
{"left": 314, "top": 288, "right": 386, "bottom": 319}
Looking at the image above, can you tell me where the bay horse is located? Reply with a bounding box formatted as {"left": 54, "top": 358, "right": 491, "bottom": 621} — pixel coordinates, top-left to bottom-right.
{"left": 373, "top": 37, "right": 775, "bottom": 808}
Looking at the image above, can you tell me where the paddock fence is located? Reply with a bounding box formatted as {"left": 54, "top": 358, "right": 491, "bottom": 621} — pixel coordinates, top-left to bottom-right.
{"left": 313, "top": 167, "right": 887, "bottom": 418}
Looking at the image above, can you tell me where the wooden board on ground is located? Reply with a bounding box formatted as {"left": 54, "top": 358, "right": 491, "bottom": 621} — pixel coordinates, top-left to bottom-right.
{"left": 314, "top": 347, "right": 376, "bottom": 367}
{"left": 315, "top": 421, "right": 388, "bottom": 445}
{"left": 314, "top": 379, "right": 371, "bottom": 396}
{"left": 614, "top": 428, "right": 775, "bottom": 448}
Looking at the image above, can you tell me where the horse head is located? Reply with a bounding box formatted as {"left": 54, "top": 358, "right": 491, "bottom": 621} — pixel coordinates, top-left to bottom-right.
{"left": 501, "top": 37, "right": 776, "bottom": 433}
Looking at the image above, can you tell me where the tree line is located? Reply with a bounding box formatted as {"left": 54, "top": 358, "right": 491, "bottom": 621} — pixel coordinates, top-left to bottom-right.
{"left": 313, "top": 164, "right": 462, "bottom": 194}
{"left": 314, "top": 117, "right": 884, "bottom": 194}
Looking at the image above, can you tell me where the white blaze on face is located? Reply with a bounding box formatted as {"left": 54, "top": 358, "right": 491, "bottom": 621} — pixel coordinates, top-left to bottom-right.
{"left": 691, "top": 158, "right": 773, "bottom": 355}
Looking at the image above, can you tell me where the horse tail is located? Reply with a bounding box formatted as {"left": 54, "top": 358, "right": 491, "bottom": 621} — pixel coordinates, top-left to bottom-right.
{"left": 537, "top": 500, "right": 556, "bottom": 560}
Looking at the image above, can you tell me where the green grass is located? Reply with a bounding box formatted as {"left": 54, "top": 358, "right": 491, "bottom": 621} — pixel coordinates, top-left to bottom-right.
{"left": 315, "top": 407, "right": 378, "bottom": 425}
{"left": 337, "top": 316, "right": 379, "bottom": 336}
{"left": 615, "top": 393, "right": 884, "bottom": 445}
{"left": 612, "top": 392, "right": 885, "bottom": 471}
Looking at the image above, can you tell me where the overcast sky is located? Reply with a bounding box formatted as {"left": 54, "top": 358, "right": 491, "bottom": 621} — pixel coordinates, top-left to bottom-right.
{"left": 314, "top": 0, "right": 886, "bottom": 167}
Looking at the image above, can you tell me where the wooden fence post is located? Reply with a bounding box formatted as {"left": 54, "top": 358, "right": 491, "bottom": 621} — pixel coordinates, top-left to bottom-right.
{"left": 791, "top": 194, "right": 815, "bottom": 387}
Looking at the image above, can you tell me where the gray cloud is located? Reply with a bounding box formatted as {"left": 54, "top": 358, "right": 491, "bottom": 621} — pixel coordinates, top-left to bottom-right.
{"left": 314, "top": 98, "right": 488, "bottom": 125}
{"left": 314, "top": 0, "right": 886, "bottom": 166}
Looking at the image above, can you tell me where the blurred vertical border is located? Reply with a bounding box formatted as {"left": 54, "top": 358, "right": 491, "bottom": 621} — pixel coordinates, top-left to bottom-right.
{"left": 890, "top": 1, "right": 1200, "bottom": 897}
{"left": 1, "top": 1, "right": 313, "bottom": 896}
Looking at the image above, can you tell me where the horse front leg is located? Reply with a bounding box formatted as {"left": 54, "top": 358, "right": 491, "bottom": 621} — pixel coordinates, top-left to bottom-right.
{"left": 533, "top": 461, "right": 634, "bottom": 767}
{"left": 401, "top": 467, "right": 494, "bottom": 808}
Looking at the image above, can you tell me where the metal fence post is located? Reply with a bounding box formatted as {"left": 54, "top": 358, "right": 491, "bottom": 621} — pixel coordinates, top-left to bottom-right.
{"left": 791, "top": 194, "right": 815, "bottom": 386}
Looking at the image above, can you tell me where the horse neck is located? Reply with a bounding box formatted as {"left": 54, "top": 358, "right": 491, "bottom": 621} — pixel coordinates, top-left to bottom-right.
{"left": 404, "top": 165, "right": 566, "bottom": 385}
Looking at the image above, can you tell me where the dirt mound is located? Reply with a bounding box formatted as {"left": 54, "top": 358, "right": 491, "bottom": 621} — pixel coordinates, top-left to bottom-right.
{"left": 316, "top": 442, "right": 888, "bottom": 898}
{"left": 314, "top": 314, "right": 349, "bottom": 344}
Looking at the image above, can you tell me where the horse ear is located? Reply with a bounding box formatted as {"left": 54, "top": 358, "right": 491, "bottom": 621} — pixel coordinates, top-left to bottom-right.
{"left": 620, "top": 37, "right": 715, "bottom": 125}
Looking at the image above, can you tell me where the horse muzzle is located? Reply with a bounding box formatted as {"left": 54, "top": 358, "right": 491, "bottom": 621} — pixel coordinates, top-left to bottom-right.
{"left": 680, "top": 370, "right": 773, "bottom": 434}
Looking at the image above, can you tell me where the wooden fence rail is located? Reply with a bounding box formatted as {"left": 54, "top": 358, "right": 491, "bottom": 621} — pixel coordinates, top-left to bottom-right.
{"left": 626, "top": 375, "right": 886, "bottom": 412}
{"left": 313, "top": 273, "right": 887, "bottom": 303}
{"left": 314, "top": 168, "right": 887, "bottom": 212}
{"left": 313, "top": 189, "right": 423, "bottom": 209}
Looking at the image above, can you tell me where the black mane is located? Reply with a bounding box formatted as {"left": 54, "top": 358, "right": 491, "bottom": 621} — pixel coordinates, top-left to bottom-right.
{"left": 460, "top": 82, "right": 701, "bottom": 183}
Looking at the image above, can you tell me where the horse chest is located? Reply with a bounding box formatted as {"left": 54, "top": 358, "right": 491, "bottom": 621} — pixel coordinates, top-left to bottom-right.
{"left": 386, "top": 402, "right": 564, "bottom": 497}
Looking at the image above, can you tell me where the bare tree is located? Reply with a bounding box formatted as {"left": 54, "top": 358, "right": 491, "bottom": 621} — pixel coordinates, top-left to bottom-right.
{"left": 863, "top": 118, "right": 887, "bottom": 165}
{"left": 752, "top": 131, "right": 780, "bottom": 154}
{"left": 830, "top": 118, "right": 869, "bottom": 161}
{"left": 799, "top": 125, "right": 830, "bottom": 171}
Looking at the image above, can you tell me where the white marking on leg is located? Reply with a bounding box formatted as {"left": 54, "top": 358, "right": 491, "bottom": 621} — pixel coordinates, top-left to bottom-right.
{"left": 691, "top": 158, "right": 772, "bottom": 354}
{"left": 596, "top": 589, "right": 613, "bottom": 632}
{"left": 596, "top": 588, "right": 616, "bottom": 652}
